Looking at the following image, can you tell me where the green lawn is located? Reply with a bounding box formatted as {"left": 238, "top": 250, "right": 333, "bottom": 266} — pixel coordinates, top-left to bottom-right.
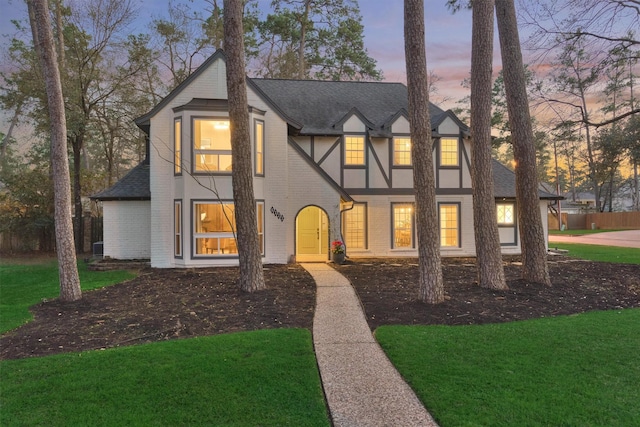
{"left": 0, "top": 260, "right": 136, "bottom": 333}
{"left": 1, "top": 328, "right": 331, "bottom": 426}
{"left": 548, "top": 242, "right": 640, "bottom": 264}
{"left": 376, "top": 309, "right": 640, "bottom": 427}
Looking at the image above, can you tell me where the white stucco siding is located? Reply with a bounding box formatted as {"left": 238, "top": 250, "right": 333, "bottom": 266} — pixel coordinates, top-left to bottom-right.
{"left": 437, "top": 117, "right": 460, "bottom": 135}
{"left": 391, "top": 116, "right": 410, "bottom": 134}
{"left": 343, "top": 115, "right": 366, "bottom": 133}
{"left": 102, "top": 201, "right": 151, "bottom": 260}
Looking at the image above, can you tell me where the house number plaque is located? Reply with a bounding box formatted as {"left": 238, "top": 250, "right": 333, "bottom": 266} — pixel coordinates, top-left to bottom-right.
{"left": 270, "top": 206, "right": 285, "bottom": 222}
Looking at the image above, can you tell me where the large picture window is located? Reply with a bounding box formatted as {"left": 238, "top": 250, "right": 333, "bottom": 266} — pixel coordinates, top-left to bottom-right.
{"left": 194, "top": 118, "right": 231, "bottom": 172}
{"left": 393, "top": 137, "right": 411, "bottom": 166}
{"left": 345, "top": 136, "right": 365, "bottom": 165}
{"left": 440, "top": 138, "right": 459, "bottom": 167}
{"left": 255, "top": 120, "right": 264, "bottom": 176}
{"left": 193, "top": 201, "right": 264, "bottom": 257}
{"left": 174, "top": 118, "right": 182, "bottom": 175}
{"left": 392, "top": 203, "right": 414, "bottom": 248}
{"left": 496, "top": 203, "right": 515, "bottom": 225}
{"left": 343, "top": 203, "right": 367, "bottom": 250}
{"left": 440, "top": 203, "right": 460, "bottom": 247}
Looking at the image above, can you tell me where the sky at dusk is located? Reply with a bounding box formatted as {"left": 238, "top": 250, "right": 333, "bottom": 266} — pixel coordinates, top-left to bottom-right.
{"left": 0, "top": 0, "right": 507, "bottom": 111}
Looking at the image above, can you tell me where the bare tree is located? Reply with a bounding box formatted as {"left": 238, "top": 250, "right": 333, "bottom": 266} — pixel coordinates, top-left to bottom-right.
{"left": 27, "top": 0, "right": 82, "bottom": 301}
{"left": 404, "top": 0, "right": 444, "bottom": 303}
{"left": 496, "top": 0, "right": 551, "bottom": 286}
{"left": 224, "top": 0, "right": 266, "bottom": 292}
{"left": 470, "top": 0, "right": 507, "bottom": 290}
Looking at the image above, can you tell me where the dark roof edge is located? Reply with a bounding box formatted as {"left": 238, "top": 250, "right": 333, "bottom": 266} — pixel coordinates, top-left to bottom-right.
{"left": 135, "top": 50, "right": 228, "bottom": 129}
{"left": 246, "top": 78, "right": 303, "bottom": 130}
{"left": 287, "top": 137, "right": 353, "bottom": 202}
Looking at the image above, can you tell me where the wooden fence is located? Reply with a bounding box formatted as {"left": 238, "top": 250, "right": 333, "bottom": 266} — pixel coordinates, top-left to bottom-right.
{"left": 549, "top": 212, "right": 640, "bottom": 230}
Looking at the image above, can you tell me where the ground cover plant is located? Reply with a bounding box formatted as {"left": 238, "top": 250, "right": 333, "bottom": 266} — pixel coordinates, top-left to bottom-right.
{"left": 376, "top": 309, "right": 640, "bottom": 426}
{"left": 1, "top": 328, "right": 331, "bottom": 426}
{"left": 0, "top": 258, "right": 135, "bottom": 333}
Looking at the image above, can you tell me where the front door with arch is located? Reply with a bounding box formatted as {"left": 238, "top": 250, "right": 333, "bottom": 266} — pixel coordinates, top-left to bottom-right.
{"left": 296, "top": 206, "right": 329, "bottom": 262}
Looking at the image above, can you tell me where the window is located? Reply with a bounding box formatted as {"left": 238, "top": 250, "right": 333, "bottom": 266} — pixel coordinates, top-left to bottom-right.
{"left": 440, "top": 204, "right": 459, "bottom": 247}
{"left": 343, "top": 203, "right": 367, "bottom": 249}
{"left": 392, "top": 203, "right": 414, "bottom": 248}
{"left": 345, "top": 136, "right": 365, "bottom": 165}
{"left": 174, "top": 119, "right": 182, "bottom": 174}
{"left": 393, "top": 137, "right": 411, "bottom": 166}
{"left": 194, "top": 118, "right": 231, "bottom": 172}
{"left": 193, "top": 201, "right": 264, "bottom": 257}
{"left": 440, "top": 138, "right": 459, "bottom": 166}
{"left": 257, "top": 202, "right": 264, "bottom": 255}
{"left": 174, "top": 200, "right": 182, "bottom": 257}
{"left": 496, "top": 203, "right": 515, "bottom": 225}
{"left": 255, "top": 120, "right": 264, "bottom": 176}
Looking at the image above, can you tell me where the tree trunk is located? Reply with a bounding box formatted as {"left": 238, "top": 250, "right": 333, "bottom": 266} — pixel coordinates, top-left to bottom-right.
{"left": 470, "top": 0, "right": 507, "bottom": 290}
{"left": 297, "top": 0, "right": 312, "bottom": 79}
{"left": 72, "top": 135, "right": 84, "bottom": 252}
{"left": 28, "top": 0, "right": 82, "bottom": 302}
{"left": 404, "top": 0, "right": 444, "bottom": 304}
{"left": 224, "top": 0, "right": 266, "bottom": 292}
{"left": 495, "top": 0, "right": 551, "bottom": 286}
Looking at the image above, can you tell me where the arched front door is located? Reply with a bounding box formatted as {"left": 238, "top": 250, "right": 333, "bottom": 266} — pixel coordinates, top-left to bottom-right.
{"left": 296, "top": 206, "right": 329, "bottom": 262}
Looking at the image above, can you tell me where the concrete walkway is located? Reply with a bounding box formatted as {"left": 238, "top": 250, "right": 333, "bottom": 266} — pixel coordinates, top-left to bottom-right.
{"left": 548, "top": 229, "right": 640, "bottom": 249}
{"left": 301, "top": 263, "right": 438, "bottom": 427}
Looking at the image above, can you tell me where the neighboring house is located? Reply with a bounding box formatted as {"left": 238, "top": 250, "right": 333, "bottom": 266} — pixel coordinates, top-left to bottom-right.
{"left": 92, "top": 50, "right": 559, "bottom": 267}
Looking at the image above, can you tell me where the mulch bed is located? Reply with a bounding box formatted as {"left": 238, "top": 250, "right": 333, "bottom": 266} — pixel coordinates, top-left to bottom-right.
{"left": 1, "top": 256, "right": 638, "bottom": 360}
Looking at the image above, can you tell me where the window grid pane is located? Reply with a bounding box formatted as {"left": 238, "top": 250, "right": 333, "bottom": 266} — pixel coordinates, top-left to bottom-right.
{"left": 194, "top": 119, "right": 232, "bottom": 172}
{"left": 440, "top": 138, "right": 459, "bottom": 166}
{"left": 345, "top": 136, "right": 365, "bottom": 165}
{"left": 393, "top": 204, "right": 413, "bottom": 248}
{"left": 344, "top": 204, "right": 366, "bottom": 249}
{"left": 393, "top": 138, "right": 411, "bottom": 165}
{"left": 497, "top": 203, "right": 514, "bottom": 225}
{"left": 440, "top": 204, "right": 459, "bottom": 247}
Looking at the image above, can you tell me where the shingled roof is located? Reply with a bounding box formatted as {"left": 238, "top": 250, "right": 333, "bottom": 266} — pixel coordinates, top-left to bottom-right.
{"left": 491, "top": 159, "right": 560, "bottom": 200}
{"left": 91, "top": 162, "right": 150, "bottom": 201}
{"left": 249, "top": 78, "right": 448, "bottom": 136}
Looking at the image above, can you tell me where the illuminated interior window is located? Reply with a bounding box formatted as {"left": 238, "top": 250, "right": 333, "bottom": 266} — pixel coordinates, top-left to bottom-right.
{"left": 194, "top": 119, "right": 232, "bottom": 172}
{"left": 440, "top": 138, "right": 459, "bottom": 166}
{"left": 255, "top": 120, "right": 264, "bottom": 175}
{"left": 440, "top": 204, "right": 459, "bottom": 247}
{"left": 496, "top": 203, "right": 515, "bottom": 225}
{"left": 393, "top": 138, "right": 412, "bottom": 165}
{"left": 345, "top": 136, "right": 365, "bottom": 165}
{"left": 393, "top": 204, "right": 413, "bottom": 248}
{"left": 257, "top": 202, "right": 264, "bottom": 255}
{"left": 174, "top": 119, "right": 182, "bottom": 174}
{"left": 343, "top": 203, "right": 366, "bottom": 249}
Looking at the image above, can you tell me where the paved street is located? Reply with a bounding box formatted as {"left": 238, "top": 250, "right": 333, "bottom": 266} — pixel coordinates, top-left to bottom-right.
{"left": 548, "top": 230, "right": 640, "bottom": 249}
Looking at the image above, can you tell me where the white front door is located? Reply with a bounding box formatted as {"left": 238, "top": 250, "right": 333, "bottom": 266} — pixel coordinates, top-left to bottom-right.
{"left": 296, "top": 206, "right": 328, "bottom": 262}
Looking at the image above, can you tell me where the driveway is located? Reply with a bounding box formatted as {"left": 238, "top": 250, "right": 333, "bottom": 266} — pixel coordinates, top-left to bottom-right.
{"left": 548, "top": 230, "right": 640, "bottom": 249}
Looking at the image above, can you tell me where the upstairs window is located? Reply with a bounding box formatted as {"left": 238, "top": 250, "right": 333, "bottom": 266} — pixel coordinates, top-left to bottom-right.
{"left": 345, "top": 136, "right": 365, "bottom": 165}
{"left": 194, "top": 119, "right": 231, "bottom": 172}
{"left": 440, "top": 138, "right": 459, "bottom": 167}
{"left": 174, "top": 119, "right": 182, "bottom": 174}
{"left": 255, "top": 120, "right": 264, "bottom": 176}
{"left": 393, "top": 137, "right": 412, "bottom": 166}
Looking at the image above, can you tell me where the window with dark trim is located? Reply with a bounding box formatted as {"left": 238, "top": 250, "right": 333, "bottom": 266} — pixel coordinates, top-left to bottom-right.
{"left": 174, "top": 200, "right": 182, "bottom": 257}
{"left": 496, "top": 203, "right": 515, "bottom": 225}
{"left": 344, "top": 136, "right": 365, "bottom": 165}
{"left": 343, "top": 203, "right": 367, "bottom": 249}
{"left": 255, "top": 120, "right": 264, "bottom": 176}
{"left": 174, "top": 118, "right": 182, "bottom": 175}
{"left": 440, "top": 138, "right": 459, "bottom": 167}
{"left": 193, "top": 118, "right": 231, "bottom": 173}
{"left": 392, "top": 203, "right": 414, "bottom": 248}
{"left": 439, "top": 203, "right": 460, "bottom": 247}
{"left": 393, "top": 137, "right": 412, "bottom": 166}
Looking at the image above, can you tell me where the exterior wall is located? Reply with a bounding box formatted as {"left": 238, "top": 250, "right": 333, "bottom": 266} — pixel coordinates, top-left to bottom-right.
{"left": 102, "top": 201, "right": 151, "bottom": 259}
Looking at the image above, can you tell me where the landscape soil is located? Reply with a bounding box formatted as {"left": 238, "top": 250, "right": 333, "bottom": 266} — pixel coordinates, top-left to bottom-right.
{"left": 1, "top": 256, "right": 639, "bottom": 360}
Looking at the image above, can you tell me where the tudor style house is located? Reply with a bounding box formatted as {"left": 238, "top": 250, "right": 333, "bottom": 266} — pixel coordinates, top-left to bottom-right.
{"left": 92, "top": 50, "right": 558, "bottom": 267}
